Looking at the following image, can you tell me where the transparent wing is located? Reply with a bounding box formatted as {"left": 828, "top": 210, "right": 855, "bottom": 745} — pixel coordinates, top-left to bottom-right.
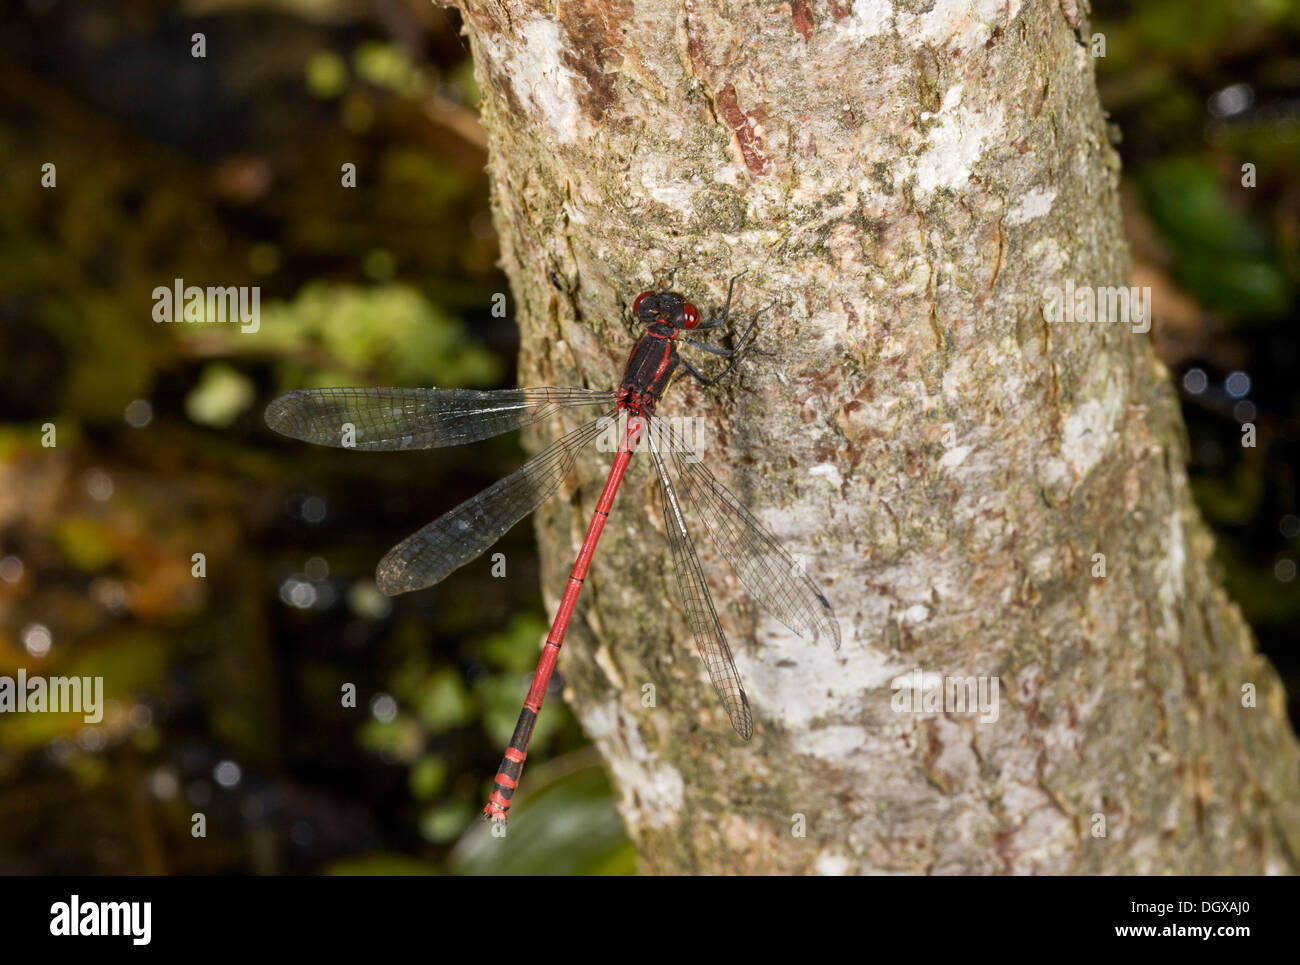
{"left": 265, "top": 386, "right": 615, "bottom": 451}
{"left": 648, "top": 438, "right": 753, "bottom": 741}
{"left": 376, "top": 412, "right": 614, "bottom": 595}
{"left": 650, "top": 417, "right": 840, "bottom": 649}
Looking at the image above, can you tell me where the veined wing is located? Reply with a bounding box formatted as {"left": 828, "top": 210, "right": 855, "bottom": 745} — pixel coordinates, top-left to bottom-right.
{"left": 651, "top": 417, "right": 841, "bottom": 649}
{"left": 648, "top": 439, "right": 753, "bottom": 741}
{"left": 264, "top": 386, "right": 615, "bottom": 451}
{"left": 376, "top": 412, "right": 614, "bottom": 595}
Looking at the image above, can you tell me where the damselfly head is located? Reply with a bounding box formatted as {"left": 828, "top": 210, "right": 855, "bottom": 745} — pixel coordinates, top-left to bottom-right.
{"left": 634, "top": 291, "right": 699, "bottom": 329}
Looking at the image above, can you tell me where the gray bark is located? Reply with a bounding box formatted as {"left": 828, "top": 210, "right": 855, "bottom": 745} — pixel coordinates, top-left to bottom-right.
{"left": 452, "top": 0, "right": 1300, "bottom": 873}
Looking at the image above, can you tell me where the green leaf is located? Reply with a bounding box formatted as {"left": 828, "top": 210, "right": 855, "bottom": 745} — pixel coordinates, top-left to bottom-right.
{"left": 478, "top": 613, "right": 548, "bottom": 673}
{"left": 358, "top": 714, "right": 425, "bottom": 764}
{"left": 419, "top": 801, "right": 475, "bottom": 843}
{"left": 185, "top": 363, "right": 257, "bottom": 428}
{"left": 1138, "top": 157, "right": 1293, "bottom": 320}
{"left": 415, "top": 668, "right": 474, "bottom": 732}
{"left": 409, "top": 754, "right": 449, "bottom": 800}
{"left": 258, "top": 282, "right": 501, "bottom": 387}
{"left": 305, "top": 50, "right": 348, "bottom": 100}
{"left": 450, "top": 759, "right": 634, "bottom": 876}
{"left": 51, "top": 516, "right": 117, "bottom": 572}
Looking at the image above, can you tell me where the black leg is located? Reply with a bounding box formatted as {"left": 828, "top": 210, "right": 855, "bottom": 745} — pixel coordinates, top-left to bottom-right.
{"left": 681, "top": 345, "right": 762, "bottom": 387}
{"left": 681, "top": 338, "right": 736, "bottom": 357}
{"left": 680, "top": 296, "right": 774, "bottom": 386}
{"left": 682, "top": 310, "right": 760, "bottom": 356}
{"left": 691, "top": 270, "right": 748, "bottom": 331}
{"left": 681, "top": 355, "right": 734, "bottom": 387}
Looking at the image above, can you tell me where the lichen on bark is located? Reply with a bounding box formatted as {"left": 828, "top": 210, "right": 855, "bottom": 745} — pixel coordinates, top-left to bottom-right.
{"left": 451, "top": 0, "right": 1300, "bottom": 873}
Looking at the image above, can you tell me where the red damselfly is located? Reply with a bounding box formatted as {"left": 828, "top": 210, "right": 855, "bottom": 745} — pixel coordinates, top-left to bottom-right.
{"left": 264, "top": 275, "right": 840, "bottom": 823}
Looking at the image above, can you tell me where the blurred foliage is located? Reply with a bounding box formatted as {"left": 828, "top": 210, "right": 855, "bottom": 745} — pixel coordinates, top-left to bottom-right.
{"left": 250, "top": 282, "right": 502, "bottom": 388}
{"left": 0, "top": 0, "right": 629, "bottom": 875}
{"left": 0, "top": 0, "right": 1296, "bottom": 877}
{"left": 1138, "top": 157, "right": 1293, "bottom": 319}
{"left": 1095, "top": 0, "right": 1300, "bottom": 696}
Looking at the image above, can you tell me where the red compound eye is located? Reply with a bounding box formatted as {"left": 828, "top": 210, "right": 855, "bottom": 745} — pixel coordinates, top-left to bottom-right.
{"left": 633, "top": 291, "right": 653, "bottom": 314}
{"left": 681, "top": 302, "right": 700, "bottom": 329}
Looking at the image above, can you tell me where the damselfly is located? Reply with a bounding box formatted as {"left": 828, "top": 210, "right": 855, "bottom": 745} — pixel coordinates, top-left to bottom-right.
{"left": 265, "top": 276, "right": 840, "bottom": 823}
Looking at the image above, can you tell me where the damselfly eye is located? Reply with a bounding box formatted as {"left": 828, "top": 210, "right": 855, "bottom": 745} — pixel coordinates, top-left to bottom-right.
{"left": 633, "top": 291, "right": 653, "bottom": 314}
{"left": 681, "top": 303, "right": 700, "bottom": 329}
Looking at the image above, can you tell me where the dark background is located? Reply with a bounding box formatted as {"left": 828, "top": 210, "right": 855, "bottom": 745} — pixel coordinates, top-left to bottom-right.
{"left": 0, "top": 0, "right": 1296, "bottom": 874}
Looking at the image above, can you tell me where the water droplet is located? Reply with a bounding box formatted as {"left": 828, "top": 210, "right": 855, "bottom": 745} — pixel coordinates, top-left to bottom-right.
{"left": 124, "top": 399, "right": 153, "bottom": 428}
{"left": 1182, "top": 368, "right": 1207, "bottom": 394}
{"left": 22, "top": 623, "right": 52, "bottom": 657}
{"left": 214, "top": 760, "right": 242, "bottom": 788}
{"left": 83, "top": 467, "right": 113, "bottom": 501}
{"left": 370, "top": 693, "right": 398, "bottom": 723}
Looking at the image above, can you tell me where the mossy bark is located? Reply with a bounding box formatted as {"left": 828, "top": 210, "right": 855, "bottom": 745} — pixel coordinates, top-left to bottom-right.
{"left": 452, "top": 0, "right": 1300, "bottom": 873}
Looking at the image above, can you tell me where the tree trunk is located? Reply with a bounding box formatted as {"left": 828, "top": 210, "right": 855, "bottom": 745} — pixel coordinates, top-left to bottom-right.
{"left": 451, "top": 0, "right": 1300, "bottom": 873}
